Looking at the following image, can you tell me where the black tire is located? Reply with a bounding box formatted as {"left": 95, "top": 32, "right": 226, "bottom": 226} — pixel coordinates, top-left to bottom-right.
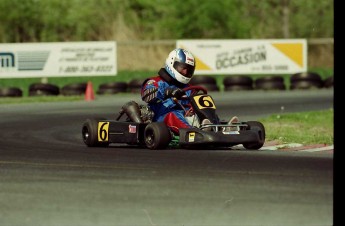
{"left": 255, "top": 76, "right": 284, "bottom": 85}
{"left": 224, "top": 85, "right": 253, "bottom": 91}
{"left": 195, "top": 83, "right": 220, "bottom": 92}
{"left": 223, "top": 75, "right": 253, "bottom": 86}
{"left": 323, "top": 76, "right": 333, "bottom": 88}
{"left": 144, "top": 122, "right": 172, "bottom": 150}
{"left": 97, "top": 82, "right": 128, "bottom": 94}
{"left": 243, "top": 121, "right": 265, "bottom": 150}
{"left": 82, "top": 118, "right": 109, "bottom": 147}
{"left": 255, "top": 75, "right": 286, "bottom": 90}
{"left": 254, "top": 76, "right": 286, "bottom": 90}
{"left": 97, "top": 87, "right": 125, "bottom": 95}
{"left": 290, "top": 72, "right": 322, "bottom": 83}
{"left": 29, "top": 83, "right": 60, "bottom": 96}
{"left": 61, "top": 83, "right": 87, "bottom": 96}
{"left": 128, "top": 79, "right": 145, "bottom": 93}
{"left": 99, "top": 82, "right": 128, "bottom": 90}
{"left": 29, "top": 90, "right": 54, "bottom": 96}
{"left": 0, "top": 87, "right": 23, "bottom": 97}
{"left": 255, "top": 81, "right": 286, "bottom": 90}
{"left": 290, "top": 80, "right": 323, "bottom": 90}
{"left": 128, "top": 79, "right": 145, "bottom": 88}
{"left": 190, "top": 75, "right": 217, "bottom": 85}
{"left": 61, "top": 89, "right": 85, "bottom": 96}
{"left": 128, "top": 87, "right": 142, "bottom": 93}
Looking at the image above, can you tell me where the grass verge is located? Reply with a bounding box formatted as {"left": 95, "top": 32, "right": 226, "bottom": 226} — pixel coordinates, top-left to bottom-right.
{"left": 260, "top": 108, "right": 333, "bottom": 145}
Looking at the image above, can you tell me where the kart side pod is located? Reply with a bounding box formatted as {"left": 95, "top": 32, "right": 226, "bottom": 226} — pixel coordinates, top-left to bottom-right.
{"left": 178, "top": 121, "right": 265, "bottom": 150}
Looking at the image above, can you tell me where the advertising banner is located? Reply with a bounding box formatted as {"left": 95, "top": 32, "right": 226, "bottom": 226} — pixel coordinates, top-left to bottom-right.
{"left": 0, "top": 41, "right": 117, "bottom": 78}
{"left": 177, "top": 39, "right": 307, "bottom": 75}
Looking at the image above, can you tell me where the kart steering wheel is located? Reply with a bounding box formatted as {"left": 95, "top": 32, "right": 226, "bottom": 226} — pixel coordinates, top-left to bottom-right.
{"left": 182, "top": 85, "right": 208, "bottom": 96}
{"left": 177, "top": 85, "right": 208, "bottom": 115}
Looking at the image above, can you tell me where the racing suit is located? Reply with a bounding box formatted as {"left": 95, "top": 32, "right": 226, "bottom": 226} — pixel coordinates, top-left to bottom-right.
{"left": 141, "top": 68, "right": 194, "bottom": 134}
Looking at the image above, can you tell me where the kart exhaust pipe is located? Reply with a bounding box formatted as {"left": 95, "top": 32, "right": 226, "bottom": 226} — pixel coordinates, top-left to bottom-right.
{"left": 120, "top": 101, "right": 143, "bottom": 123}
{"left": 116, "top": 110, "right": 125, "bottom": 121}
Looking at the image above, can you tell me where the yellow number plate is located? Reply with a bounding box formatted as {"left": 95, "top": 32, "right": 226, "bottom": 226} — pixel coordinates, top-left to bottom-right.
{"left": 193, "top": 95, "right": 216, "bottom": 109}
{"left": 98, "top": 122, "right": 109, "bottom": 142}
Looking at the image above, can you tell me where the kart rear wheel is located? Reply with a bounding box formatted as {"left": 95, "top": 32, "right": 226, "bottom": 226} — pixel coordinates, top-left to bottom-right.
{"left": 144, "top": 122, "right": 172, "bottom": 150}
{"left": 243, "top": 121, "right": 265, "bottom": 150}
{"left": 82, "top": 118, "right": 109, "bottom": 147}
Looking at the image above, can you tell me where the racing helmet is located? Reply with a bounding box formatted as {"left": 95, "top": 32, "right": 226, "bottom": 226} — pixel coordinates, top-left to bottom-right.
{"left": 165, "top": 48, "right": 196, "bottom": 84}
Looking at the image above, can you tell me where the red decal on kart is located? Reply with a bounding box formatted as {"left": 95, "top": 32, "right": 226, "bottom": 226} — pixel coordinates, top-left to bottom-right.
{"left": 129, "top": 125, "right": 137, "bottom": 133}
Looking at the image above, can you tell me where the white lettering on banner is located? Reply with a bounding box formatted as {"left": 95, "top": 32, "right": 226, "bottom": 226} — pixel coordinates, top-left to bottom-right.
{"left": 177, "top": 39, "right": 307, "bottom": 75}
{"left": 0, "top": 41, "right": 117, "bottom": 78}
{"left": 58, "top": 65, "right": 113, "bottom": 74}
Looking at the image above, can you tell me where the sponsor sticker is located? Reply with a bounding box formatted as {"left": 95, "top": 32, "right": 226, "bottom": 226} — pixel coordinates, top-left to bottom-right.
{"left": 188, "top": 132, "right": 195, "bottom": 142}
{"left": 129, "top": 125, "right": 137, "bottom": 133}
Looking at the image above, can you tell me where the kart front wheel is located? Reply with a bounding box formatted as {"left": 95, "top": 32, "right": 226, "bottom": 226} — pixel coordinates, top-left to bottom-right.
{"left": 144, "top": 122, "right": 172, "bottom": 150}
{"left": 82, "top": 118, "right": 109, "bottom": 147}
{"left": 243, "top": 121, "right": 265, "bottom": 150}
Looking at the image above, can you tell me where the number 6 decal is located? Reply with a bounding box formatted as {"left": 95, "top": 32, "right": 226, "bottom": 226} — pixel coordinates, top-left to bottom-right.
{"left": 193, "top": 95, "right": 216, "bottom": 109}
{"left": 98, "top": 122, "right": 109, "bottom": 141}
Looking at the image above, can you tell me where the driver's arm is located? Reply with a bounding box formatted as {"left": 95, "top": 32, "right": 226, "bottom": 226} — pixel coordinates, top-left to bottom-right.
{"left": 142, "top": 79, "right": 175, "bottom": 105}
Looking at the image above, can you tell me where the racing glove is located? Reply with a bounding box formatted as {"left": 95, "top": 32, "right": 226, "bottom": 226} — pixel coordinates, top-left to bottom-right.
{"left": 164, "top": 87, "right": 185, "bottom": 99}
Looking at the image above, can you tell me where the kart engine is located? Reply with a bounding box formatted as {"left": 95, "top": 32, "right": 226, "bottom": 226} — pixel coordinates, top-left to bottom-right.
{"left": 139, "top": 104, "right": 154, "bottom": 123}
{"left": 117, "top": 101, "right": 154, "bottom": 123}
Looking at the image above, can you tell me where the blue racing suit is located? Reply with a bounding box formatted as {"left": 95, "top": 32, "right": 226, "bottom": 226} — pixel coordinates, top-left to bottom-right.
{"left": 141, "top": 68, "right": 193, "bottom": 134}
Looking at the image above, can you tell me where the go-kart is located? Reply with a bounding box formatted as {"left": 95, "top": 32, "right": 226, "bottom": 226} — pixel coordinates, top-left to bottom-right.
{"left": 82, "top": 86, "right": 265, "bottom": 150}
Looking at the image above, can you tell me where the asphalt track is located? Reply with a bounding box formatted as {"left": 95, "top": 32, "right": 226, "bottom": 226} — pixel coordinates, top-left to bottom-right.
{"left": 0, "top": 89, "right": 333, "bottom": 226}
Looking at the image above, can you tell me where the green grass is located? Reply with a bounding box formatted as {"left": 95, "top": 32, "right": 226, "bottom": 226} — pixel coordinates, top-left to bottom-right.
{"left": 260, "top": 108, "right": 334, "bottom": 145}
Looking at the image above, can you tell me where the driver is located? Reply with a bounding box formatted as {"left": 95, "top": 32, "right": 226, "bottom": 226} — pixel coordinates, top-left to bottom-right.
{"left": 141, "top": 48, "right": 238, "bottom": 135}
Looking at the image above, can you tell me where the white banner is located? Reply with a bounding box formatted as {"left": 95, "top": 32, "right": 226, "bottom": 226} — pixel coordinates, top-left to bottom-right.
{"left": 0, "top": 41, "right": 117, "bottom": 78}
{"left": 177, "top": 39, "right": 307, "bottom": 74}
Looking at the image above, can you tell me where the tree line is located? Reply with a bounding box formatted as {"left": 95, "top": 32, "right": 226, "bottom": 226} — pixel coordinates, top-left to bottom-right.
{"left": 0, "top": 0, "right": 333, "bottom": 43}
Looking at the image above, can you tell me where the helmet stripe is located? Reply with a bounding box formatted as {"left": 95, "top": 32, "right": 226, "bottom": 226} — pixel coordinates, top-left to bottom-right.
{"left": 177, "top": 49, "right": 186, "bottom": 62}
